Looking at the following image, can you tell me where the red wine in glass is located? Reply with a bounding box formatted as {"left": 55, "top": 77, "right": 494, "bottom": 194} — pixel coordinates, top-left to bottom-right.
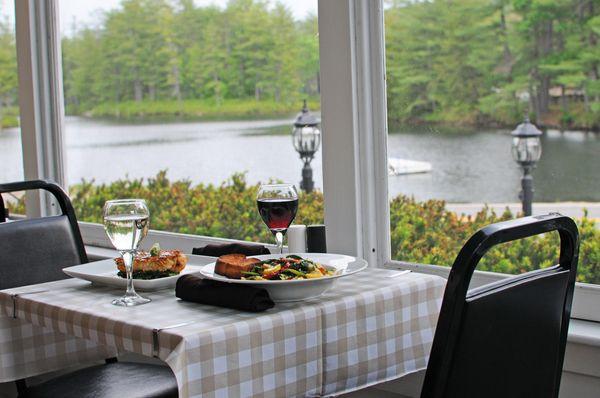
{"left": 257, "top": 198, "right": 298, "bottom": 232}
{"left": 256, "top": 184, "right": 298, "bottom": 253}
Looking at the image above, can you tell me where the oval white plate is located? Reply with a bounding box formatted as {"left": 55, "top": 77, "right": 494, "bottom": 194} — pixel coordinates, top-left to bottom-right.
{"left": 199, "top": 253, "right": 368, "bottom": 302}
{"left": 63, "top": 254, "right": 213, "bottom": 291}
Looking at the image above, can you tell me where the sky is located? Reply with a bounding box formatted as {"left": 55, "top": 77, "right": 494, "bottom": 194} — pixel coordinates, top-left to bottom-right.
{"left": 1, "top": 0, "right": 318, "bottom": 34}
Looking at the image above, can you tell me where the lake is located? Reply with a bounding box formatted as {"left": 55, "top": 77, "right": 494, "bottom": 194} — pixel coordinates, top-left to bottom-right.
{"left": 1, "top": 116, "right": 599, "bottom": 203}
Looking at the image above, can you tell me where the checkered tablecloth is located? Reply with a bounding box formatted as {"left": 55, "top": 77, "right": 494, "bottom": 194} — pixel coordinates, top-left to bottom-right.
{"left": 0, "top": 269, "right": 445, "bottom": 397}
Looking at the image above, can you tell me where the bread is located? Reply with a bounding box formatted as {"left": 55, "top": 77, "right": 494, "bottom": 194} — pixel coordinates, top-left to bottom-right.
{"left": 215, "top": 254, "right": 261, "bottom": 279}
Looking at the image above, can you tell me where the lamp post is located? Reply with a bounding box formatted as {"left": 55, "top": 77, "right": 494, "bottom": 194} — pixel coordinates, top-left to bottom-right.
{"left": 511, "top": 117, "right": 543, "bottom": 216}
{"left": 292, "top": 100, "right": 321, "bottom": 193}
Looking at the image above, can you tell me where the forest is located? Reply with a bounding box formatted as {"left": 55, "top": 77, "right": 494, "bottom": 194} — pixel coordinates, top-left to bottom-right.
{"left": 385, "top": 0, "right": 600, "bottom": 129}
{"left": 1, "top": 0, "right": 600, "bottom": 129}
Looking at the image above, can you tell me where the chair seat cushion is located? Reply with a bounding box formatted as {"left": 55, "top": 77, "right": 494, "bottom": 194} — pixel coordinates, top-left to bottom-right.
{"left": 19, "top": 362, "right": 178, "bottom": 398}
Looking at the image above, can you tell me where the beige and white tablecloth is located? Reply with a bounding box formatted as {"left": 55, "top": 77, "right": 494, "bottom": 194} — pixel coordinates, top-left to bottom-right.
{"left": 0, "top": 269, "right": 445, "bottom": 398}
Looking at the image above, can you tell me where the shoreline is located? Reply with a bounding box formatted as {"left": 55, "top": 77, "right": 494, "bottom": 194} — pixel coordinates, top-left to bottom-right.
{"left": 388, "top": 118, "right": 600, "bottom": 134}
{"left": 4, "top": 108, "right": 600, "bottom": 137}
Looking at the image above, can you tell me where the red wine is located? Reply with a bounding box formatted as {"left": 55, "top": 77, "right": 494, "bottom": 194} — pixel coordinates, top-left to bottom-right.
{"left": 257, "top": 198, "right": 298, "bottom": 232}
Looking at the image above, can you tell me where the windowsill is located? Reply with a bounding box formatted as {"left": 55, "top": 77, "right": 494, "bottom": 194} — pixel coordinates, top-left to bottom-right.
{"left": 569, "top": 319, "right": 600, "bottom": 347}
{"left": 385, "top": 260, "right": 600, "bottom": 323}
{"left": 84, "top": 244, "right": 600, "bottom": 348}
{"left": 85, "top": 245, "right": 119, "bottom": 261}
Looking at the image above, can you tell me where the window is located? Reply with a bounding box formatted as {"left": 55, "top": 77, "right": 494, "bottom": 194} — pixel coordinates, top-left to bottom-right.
{"left": 0, "top": 3, "right": 23, "bottom": 186}
{"left": 382, "top": 1, "right": 599, "bottom": 316}
{"left": 7, "top": 0, "right": 598, "bottom": 320}
{"left": 0, "top": 2, "right": 27, "bottom": 217}
{"left": 56, "top": 0, "right": 322, "bottom": 242}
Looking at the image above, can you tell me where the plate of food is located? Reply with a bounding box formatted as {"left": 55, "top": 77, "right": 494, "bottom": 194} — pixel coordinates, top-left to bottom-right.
{"left": 63, "top": 244, "right": 211, "bottom": 291}
{"left": 199, "top": 253, "right": 368, "bottom": 302}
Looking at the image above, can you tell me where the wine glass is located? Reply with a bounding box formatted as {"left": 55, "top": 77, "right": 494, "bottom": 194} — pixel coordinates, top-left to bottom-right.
{"left": 103, "top": 199, "right": 151, "bottom": 306}
{"left": 257, "top": 184, "right": 298, "bottom": 254}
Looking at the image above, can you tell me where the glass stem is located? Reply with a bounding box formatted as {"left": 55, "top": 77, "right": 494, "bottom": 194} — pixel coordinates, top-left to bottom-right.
{"left": 122, "top": 251, "right": 137, "bottom": 297}
{"left": 275, "top": 231, "right": 284, "bottom": 254}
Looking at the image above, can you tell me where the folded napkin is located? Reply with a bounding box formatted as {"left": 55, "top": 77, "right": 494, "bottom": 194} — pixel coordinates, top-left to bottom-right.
{"left": 192, "top": 242, "right": 271, "bottom": 257}
{"left": 175, "top": 274, "right": 275, "bottom": 312}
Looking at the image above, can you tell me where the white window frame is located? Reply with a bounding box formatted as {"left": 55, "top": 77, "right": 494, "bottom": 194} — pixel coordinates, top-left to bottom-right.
{"left": 15, "top": 0, "right": 66, "bottom": 217}
{"left": 14, "top": 0, "right": 600, "bottom": 322}
{"left": 319, "top": 0, "right": 600, "bottom": 322}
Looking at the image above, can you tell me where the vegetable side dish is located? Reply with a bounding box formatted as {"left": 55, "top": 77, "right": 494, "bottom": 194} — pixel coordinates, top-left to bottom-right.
{"left": 214, "top": 254, "right": 333, "bottom": 280}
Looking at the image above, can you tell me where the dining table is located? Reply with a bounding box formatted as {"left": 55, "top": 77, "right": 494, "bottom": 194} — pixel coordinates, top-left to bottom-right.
{"left": 0, "top": 260, "right": 446, "bottom": 398}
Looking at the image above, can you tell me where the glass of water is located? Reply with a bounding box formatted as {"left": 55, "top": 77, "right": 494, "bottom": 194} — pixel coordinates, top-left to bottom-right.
{"left": 103, "top": 199, "right": 151, "bottom": 306}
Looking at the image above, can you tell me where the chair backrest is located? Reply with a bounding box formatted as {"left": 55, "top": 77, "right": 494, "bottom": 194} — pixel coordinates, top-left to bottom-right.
{"left": 421, "top": 213, "right": 579, "bottom": 398}
{"left": 0, "top": 180, "right": 88, "bottom": 290}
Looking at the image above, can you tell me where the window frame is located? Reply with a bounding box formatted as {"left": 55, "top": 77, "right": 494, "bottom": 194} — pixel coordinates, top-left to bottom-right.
{"left": 13, "top": 0, "right": 600, "bottom": 322}
{"left": 15, "top": 0, "right": 66, "bottom": 218}
{"left": 342, "top": 0, "right": 600, "bottom": 322}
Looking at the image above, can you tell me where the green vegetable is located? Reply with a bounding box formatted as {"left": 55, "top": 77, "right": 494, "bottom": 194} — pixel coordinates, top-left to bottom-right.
{"left": 149, "top": 243, "right": 161, "bottom": 256}
{"left": 117, "top": 270, "right": 178, "bottom": 280}
{"left": 286, "top": 255, "right": 303, "bottom": 260}
{"left": 241, "top": 271, "right": 260, "bottom": 276}
{"left": 283, "top": 268, "right": 306, "bottom": 276}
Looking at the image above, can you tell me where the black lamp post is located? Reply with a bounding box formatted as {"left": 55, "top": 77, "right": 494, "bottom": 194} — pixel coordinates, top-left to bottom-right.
{"left": 292, "top": 100, "right": 321, "bottom": 193}
{"left": 511, "top": 117, "right": 543, "bottom": 216}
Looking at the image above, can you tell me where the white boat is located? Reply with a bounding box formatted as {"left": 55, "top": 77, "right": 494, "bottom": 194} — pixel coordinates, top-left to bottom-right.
{"left": 388, "top": 158, "right": 432, "bottom": 175}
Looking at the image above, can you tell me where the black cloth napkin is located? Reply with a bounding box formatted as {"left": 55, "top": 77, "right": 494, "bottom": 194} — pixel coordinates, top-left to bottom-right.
{"left": 175, "top": 274, "right": 275, "bottom": 312}
{"left": 192, "top": 242, "right": 271, "bottom": 257}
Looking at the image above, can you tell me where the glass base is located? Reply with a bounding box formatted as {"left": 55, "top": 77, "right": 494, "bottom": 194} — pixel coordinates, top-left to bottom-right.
{"left": 112, "top": 293, "right": 151, "bottom": 307}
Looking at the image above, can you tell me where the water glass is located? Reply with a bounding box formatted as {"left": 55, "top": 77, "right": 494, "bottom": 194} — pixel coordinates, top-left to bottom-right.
{"left": 103, "top": 199, "right": 151, "bottom": 306}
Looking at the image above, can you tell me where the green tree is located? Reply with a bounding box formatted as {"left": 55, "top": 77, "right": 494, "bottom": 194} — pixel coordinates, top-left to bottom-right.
{"left": 0, "top": 18, "right": 18, "bottom": 129}
{"left": 297, "top": 13, "right": 320, "bottom": 97}
{"left": 61, "top": 0, "right": 319, "bottom": 116}
{"left": 384, "top": 0, "right": 600, "bottom": 129}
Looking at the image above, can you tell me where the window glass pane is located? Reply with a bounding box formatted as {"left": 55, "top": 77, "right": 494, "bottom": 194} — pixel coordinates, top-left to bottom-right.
{"left": 385, "top": 1, "right": 599, "bottom": 283}
{"left": 0, "top": 2, "right": 24, "bottom": 215}
{"left": 60, "top": 0, "right": 322, "bottom": 242}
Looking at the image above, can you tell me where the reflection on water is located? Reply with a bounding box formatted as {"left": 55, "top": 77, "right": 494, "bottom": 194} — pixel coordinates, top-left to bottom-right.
{"left": 0, "top": 117, "right": 598, "bottom": 202}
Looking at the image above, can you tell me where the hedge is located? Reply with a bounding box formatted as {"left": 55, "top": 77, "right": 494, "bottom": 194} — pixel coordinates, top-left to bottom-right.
{"left": 8, "top": 171, "right": 599, "bottom": 284}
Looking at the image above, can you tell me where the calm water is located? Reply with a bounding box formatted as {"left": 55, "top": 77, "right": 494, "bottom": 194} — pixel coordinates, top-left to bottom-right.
{"left": 1, "top": 116, "right": 598, "bottom": 202}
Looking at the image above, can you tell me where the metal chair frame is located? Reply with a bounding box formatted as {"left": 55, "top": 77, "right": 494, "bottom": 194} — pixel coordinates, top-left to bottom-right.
{"left": 0, "top": 180, "right": 88, "bottom": 264}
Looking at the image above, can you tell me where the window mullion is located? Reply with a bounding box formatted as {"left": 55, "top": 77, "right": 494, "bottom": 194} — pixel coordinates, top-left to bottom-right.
{"left": 353, "top": 0, "right": 391, "bottom": 267}
{"left": 318, "top": 0, "right": 388, "bottom": 266}
{"left": 15, "top": 0, "right": 66, "bottom": 217}
{"left": 318, "top": 0, "right": 363, "bottom": 258}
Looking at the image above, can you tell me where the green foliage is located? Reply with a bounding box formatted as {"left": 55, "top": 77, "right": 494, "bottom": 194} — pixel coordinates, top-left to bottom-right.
{"left": 60, "top": 0, "right": 320, "bottom": 116}
{"left": 63, "top": 171, "right": 324, "bottom": 242}
{"left": 5, "top": 0, "right": 600, "bottom": 128}
{"left": 389, "top": 194, "right": 599, "bottom": 284}
{"left": 385, "top": 0, "right": 600, "bottom": 129}
{"left": 0, "top": 105, "right": 18, "bottom": 129}
{"left": 87, "top": 98, "right": 320, "bottom": 120}
{"left": 0, "top": 18, "right": 18, "bottom": 129}
{"left": 8, "top": 172, "right": 598, "bottom": 284}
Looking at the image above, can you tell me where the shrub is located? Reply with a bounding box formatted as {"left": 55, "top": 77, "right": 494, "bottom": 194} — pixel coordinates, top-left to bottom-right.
{"left": 7, "top": 172, "right": 599, "bottom": 283}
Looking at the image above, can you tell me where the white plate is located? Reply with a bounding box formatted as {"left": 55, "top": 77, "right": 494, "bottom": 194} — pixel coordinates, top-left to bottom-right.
{"left": 199, "top": 253, "right": 368, "bottom": 302}
{"left": 63, "top": 254, "right": 214, "bottom": 291}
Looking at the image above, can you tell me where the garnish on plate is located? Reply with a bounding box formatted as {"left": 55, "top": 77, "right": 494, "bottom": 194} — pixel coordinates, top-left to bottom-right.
{"left": 114, "top": 243, "right": 188, "bottom": 279}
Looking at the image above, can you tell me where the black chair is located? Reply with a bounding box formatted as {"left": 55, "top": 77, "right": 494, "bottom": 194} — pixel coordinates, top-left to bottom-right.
{"left": 0, "top": 180, "right": 178, "bottom": 398}
{"left": 421, "top": 213, "right": 579, "bottom": 398}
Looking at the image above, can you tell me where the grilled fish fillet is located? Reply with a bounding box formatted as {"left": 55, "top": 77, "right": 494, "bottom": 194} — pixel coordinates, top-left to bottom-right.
{"left": 115, "top": 250, "right": 188, "bottom": 273}
{"left": 215, "top": 254, "right": 261, "bottom": 279}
